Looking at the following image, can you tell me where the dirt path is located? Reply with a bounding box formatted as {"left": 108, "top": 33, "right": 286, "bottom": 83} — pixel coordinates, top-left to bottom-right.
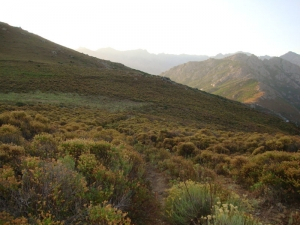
{"left": 145, "top": 163, "right": 171, "bottom": 225}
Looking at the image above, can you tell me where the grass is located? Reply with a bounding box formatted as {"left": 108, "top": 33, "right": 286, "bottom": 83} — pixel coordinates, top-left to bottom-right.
{"left": 0, "top": 92, "right": 148, "bottom": 112}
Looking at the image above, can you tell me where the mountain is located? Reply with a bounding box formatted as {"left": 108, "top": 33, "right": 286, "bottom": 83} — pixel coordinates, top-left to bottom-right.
{"left": 1, "top": 22, "right": 300, "bottom": 225}
{"left": 280, "top": 51, "right": 300, "bottom": 67}
{"left": 78, "top": 48, "right": 274, "bottom": 75}
{"left": 78, "top": 47, "right": 209, "bottom": 75}
{"left": 162, "top": 53, "right": 300, "bottom": 123}
{"left": 0, "top": 21, "right": 297, "bottom": 134}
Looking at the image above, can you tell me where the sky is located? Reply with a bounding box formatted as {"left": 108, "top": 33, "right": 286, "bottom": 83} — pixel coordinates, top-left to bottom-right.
{"left": 1, "top": 0, "right": 300, "bottom": 56}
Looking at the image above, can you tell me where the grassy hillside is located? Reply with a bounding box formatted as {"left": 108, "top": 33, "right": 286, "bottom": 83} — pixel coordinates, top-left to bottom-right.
{"left": 1, "top": 22, "right": 300, "bottom": 225}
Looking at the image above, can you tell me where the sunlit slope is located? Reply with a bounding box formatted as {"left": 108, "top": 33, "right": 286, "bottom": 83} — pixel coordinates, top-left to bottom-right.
{"left": 0, "top": 22, "right": 298, "bottom": 133}
{"left": 162, "top": 53, "right": 300, "bottom": 123}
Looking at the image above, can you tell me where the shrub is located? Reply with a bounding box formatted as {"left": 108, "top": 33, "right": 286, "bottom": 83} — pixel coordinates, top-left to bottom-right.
{"left": 89, "top": 141, "right": 111, "bottom": 164}
{"left": 59, "top": 138, "right": 90, "bottom": 159}
{"left": 77, "top": 153, "right": 98, "bottom": 179}
{"left": 164, "top": 181, "right": 216, "bottom": 225}
{"left": 0, "top": 211, "right": 29, "bottom": 225}
{"left": 0, "top": 111, "right": 50, "bottom": 139}
{"left": 252, "top": 146, "right": 265, "bottom": 155}
{"left": 3, "top": 158, "right": 88, "bottom": 223}
{"left": 0, "top": 124, "right": 23, "bottom": 145}
{"left": 233, "top": 151, "right": 300, "bottom": 201}
{"left": 208, "top": 144, "right": 230, "bottom": 154}
{"left": 208, "top": 203, "right": 262, "bottom": 225}
{"left": 159, "top": 156, "right": 197, "bottom": 180}
{"left": 30, "top": 133, "right": 59, "bottom": 159}
{"left": 194, "top": 150, "right": 230, "bottom": 170}
{"left": 177, "top": 142, "right": 197, "bottom": 158}
{"left": 88, "top": 202, "right": 132, "bottom": 225}
{"left": 0, "top": 144, "right": 25, "bottom": 168}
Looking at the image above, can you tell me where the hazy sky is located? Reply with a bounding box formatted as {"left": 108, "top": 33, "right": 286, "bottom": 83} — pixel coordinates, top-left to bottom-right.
{"left": 1, "top": 0, "right": 299, "bottom": 56}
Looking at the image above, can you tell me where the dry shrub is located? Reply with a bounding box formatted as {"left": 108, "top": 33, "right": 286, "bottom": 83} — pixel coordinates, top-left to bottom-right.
{"left": 0, "top": 211, "right": 29, "bottom": 225}
{"left": 88, "top": 202, "right": 132, "bottom": 225}
{"left": 158, "top": 156, "right": 214, "bottom": 181}
{"left": 194, "top": 150, "right": 230, "bottom": 170}
{"left": 177, "top": 142, "right": 197, "bottom": 158}
{"left": 251, "top": 146, "right": 265, "bottom": 155}
{"left": 30, "top": 133, "right": 59, "bottom": 159}
{"left": 289, "top": 211, "right": 300, "bottom": 225}
{"left": 3, "top": 158, "right": 89, "bottom": 223}
{"left": 0, "top": 124, "right": 23, "bottom": 145}
{"left": 208, "top": 144, "right": 230, "bottom": 154}
{"left": 0, "top": 144, "right": 25, "bottom": 168}
{"left": 0, "top": 111, "right": 50, "bottom": 139}
{"left": 144, "top": 147, "right": 171, "bottom": 163}
{"left": 234, "top": 151, "right": 300, "bottom": 201}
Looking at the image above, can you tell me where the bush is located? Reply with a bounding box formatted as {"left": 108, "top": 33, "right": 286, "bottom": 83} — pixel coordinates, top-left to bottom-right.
{"left": 206, "top": 203, "right": 262, "bottom": 225}
{"left": 0, "top": 111, "right": 50, "bottom": 139}
{"left": 89, "top": 141, "right": 111, "bottom": 164}
{"left": 2, "top": 158, "right": 88, "bottom": 223}
{"left": 0, "top": 124, "right": 23, "bottom": 145}
{"left": 88, "top": 202, "right": 132, "bottom": 225}
{"left": 233, "top": 151, "right": 300, "bottom": 201}
{"left": 177, "top": 142, "right": 197, "bottom": 158}
{"left": 59, "top": 138, "right": 90, "bottom": 159}
{"left": 0, "top": 144, "right": 25, "bottom": 168}
{"left": 0, "top": 211, "right": 29, "bottom": 225}
{"left": 31, "top": 133, "right": 59, "bottom": 159}
{"left": 165, "top": 181, "right": 216, "bottom": 225}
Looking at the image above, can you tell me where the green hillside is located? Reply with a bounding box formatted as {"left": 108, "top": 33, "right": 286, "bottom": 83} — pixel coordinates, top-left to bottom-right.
{"left": 1, "top": 22, "right": 300, "bottom": 225}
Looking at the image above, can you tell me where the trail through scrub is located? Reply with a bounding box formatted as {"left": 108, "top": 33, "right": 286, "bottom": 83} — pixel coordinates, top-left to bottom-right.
{"left": 145, "top": 163, "right": 171, "bottom": 225}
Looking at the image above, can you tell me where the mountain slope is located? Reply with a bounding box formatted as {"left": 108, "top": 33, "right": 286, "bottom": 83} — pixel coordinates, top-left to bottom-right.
{"left": 78, "top": 47, "right": 209, "bottom": 75}
{"left": 0, "top": 22, "right": 298, "bottom": 134}
{"left": 280, "top": 51, "right": 300, "bottom": 67}
{"left": 162, "top": 53, "right": 300, "bottom": 123}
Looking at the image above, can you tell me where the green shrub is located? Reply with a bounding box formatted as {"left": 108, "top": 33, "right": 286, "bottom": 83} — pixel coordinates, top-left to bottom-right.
{"left": 165, "top": 181, "right": 216, "bottom": 225}
{"left": 89, "top": 141, "right": 111, "bottom": 164}
{"left": 59, "top": 138, "right": 90, "bottom": 159}
{"left": 77, "top": 153, "right": 98, "bottom": 178}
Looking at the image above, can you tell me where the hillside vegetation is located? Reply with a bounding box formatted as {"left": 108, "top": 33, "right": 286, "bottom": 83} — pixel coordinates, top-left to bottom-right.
{"left": 0, "top": 22, "right": 300, "bottom": 225}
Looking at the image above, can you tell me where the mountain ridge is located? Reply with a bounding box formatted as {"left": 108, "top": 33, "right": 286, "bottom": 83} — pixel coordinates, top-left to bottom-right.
{"left": 0, "top": 21, "right": 298, "bottom": 134}
{"left": 162, "top": 53, "right": 300, "bottom": 123}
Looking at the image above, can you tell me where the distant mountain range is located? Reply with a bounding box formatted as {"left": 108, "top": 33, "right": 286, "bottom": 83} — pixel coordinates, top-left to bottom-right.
{"left": 78, "top": 47, "right": 276, "bottom": 75}
{"left": 162, "top": 52, "right": 300, "bottom": 123}
{"left": 78, "top": 47, "right": 209, "bottom": 75}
